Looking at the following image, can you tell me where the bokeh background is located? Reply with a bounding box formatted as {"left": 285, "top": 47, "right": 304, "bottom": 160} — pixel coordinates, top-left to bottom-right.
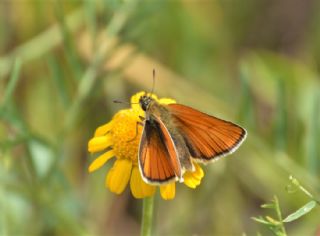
{"left": 0, "top": 0, "right": 319, "bottom": 235}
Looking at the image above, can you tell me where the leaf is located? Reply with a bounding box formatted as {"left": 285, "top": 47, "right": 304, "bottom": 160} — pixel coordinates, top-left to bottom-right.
{"left": 261, "top": 203, "right": 275, "bottom": 209}
{"left": 265, "top": 216, "right": 281, "bottom": 225}
{"left": 283, "top": 201, "right": 317, "bottom": 223}
{"left": 251, "top": 217, "right": 275, "bottom": 226}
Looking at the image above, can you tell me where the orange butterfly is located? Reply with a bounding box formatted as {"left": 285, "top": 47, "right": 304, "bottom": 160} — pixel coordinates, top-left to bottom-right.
{"left": 138, "top": 93, "right": 246, "bottom": 185}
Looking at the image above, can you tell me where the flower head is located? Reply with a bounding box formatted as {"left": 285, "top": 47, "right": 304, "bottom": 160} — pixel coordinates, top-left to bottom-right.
{"left": 88, "top": 92, "right": 204, "bottom": 200}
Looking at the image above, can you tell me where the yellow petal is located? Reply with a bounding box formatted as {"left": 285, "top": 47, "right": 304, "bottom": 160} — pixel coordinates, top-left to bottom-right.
{"left": 94, "top": 121, "right": 113, "bottom": 137}
{"left": 160, "top": 182, "right": 176, "bottom": 200}
{"left": 192, "top": 163, "right": 204, "bottom": 179}
{"left": 183, "top": 177, "right": 198, "bottom": 189}
{"left": 131, "top": 92, "right": 159, "bottom": 117}
{"left": 131, "top": 91, "right": 145, "bottom": 104}
{"left": 130, "top": 166, "right": 156, "bottom": 198}
{"left": 106, "top": 159, "right": 132, "bottom": 194}
{"left": 88, "top": 135, "right": 112, "bottom": 153}
{"left": 184, "top": 163, "right": 204, "bottom": 189}
{"left": 159, "top": 98, "right": 176, "bottom": 104}
{"left": 88, "top": 150, "right": 115, "bottom": 173}
{"left": 131, "top": 104, "right": 144, "bottom": 118}
{"left": 131, "top": 91, "right": 144, "bottom": 115}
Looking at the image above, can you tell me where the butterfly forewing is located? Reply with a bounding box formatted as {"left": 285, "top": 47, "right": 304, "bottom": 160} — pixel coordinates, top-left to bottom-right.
{"left": 138, "top": 119, "right": 178, "bottom": 184}
{"left": 168, "top": 104, "right": 246, "bottom": 162}
{"left": 155, "top": 117, "right": 182, "bottom": 178}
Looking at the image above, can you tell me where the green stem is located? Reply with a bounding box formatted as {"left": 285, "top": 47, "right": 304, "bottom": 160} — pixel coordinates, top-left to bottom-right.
{"left": 273, "top": 196, "right": 287, "bottom": 236}
{"left": 141, "top": 196, "right": 154, "bottom": 236}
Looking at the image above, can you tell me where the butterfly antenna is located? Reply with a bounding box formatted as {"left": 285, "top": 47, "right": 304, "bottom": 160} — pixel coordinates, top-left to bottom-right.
{"left": 113, "top": 99, "right": 129, "bottom": 104}
{"left": 114, "top": 100, "right": 139, "bottom": 105}
{"left": 150, "top": 69, "right": 156, "bottom": 96}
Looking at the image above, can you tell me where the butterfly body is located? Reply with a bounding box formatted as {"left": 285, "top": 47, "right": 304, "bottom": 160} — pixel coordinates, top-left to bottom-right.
{"left": 138, "top": 94, "right": 246, "bottom": 185}
{"left": 139, "top": 96, "right": 194, "bottom": 183}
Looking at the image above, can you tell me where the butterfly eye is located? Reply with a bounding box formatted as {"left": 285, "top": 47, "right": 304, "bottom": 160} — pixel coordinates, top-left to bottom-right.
{"left": 139, "top": 96, "right": 148, "bottom": 111}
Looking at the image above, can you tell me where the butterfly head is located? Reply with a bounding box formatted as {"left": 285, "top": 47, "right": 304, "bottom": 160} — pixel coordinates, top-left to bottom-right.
{"left": 139, "top": 94, "right": 154, "bottom": 111}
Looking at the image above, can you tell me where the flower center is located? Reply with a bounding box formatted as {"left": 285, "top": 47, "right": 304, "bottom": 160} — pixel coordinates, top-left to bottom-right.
{"left": 110, "top": 109, "right": 143, "bottom": 163}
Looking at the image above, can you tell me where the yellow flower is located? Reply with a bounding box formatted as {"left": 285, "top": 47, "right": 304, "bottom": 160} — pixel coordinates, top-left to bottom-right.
{"left": 88, "top": 92, "right": 204, "bottom": 200}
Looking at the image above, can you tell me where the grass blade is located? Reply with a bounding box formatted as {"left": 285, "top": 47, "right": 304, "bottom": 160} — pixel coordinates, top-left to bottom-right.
{"left": 1, "top": 58, "right": 21, "bottom": 108}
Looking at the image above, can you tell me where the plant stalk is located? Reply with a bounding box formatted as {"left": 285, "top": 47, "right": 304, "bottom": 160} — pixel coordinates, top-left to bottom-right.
{"left": 141, "top": 196, "right": 154, "bottom": 236}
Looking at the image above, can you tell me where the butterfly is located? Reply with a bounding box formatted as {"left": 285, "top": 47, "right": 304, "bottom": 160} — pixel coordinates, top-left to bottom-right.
{"left": 138, "top": 93, "right": 247, "bottom": 185}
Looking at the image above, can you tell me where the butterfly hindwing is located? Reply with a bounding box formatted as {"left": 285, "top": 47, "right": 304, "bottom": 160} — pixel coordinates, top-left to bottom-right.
{"left": 168, "top": 104, "right": 246, "bottom": 162}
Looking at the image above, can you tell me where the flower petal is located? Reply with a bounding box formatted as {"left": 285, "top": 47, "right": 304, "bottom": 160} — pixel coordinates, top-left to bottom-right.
{"left": 131, "top": 92, "right": 144, "bottom": 115}
{"left": 183, "top": 163, "right": 204, "bottom": 189}
{"left": 130, "top": 166, "right": 155, "bottom": 198}
{"left": 106, "top": 159, "right": 132, "bottom": 194}
{"left": 94, "top": 121, "right": 114, "bottom": 137}
{"left": 160, "top": 182, "right": 176, "bottom": 200}
{"left": 88, "top": 150, "right": 115, "bottom": 173}
{"left": 131, "top": 92, "right": 159, "bottom": 117}
{"left": 88, "top": 135, "right": 112, "bottom": 153}
{"left": 131, "top": 91, "right": 145, "bottom": 104}
{"left": 159, "top": 98, "right": 176, "bottom": 104}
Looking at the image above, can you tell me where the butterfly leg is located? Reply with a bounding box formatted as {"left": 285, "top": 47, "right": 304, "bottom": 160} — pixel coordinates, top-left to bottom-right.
{"left": 127, "top": 121, "right": 144, "bottom": 142}
{"left": 138, "top": 115, "right": 145, "bottom": 121}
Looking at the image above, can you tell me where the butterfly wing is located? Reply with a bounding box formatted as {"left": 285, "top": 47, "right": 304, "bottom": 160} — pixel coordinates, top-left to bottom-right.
{"left": 155, "top": 117, "right": 182, "bottom": 179}
{"left": 168, "top": 104, "right": 246, "bottom": 163}
{"left": 138, "top": 117, "right": 181, "bottom": 184}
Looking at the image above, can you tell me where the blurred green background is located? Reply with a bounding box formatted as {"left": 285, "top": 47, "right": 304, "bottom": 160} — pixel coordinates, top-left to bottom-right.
{"left": 0, "top": 0, "right": 319, "bottom": 235}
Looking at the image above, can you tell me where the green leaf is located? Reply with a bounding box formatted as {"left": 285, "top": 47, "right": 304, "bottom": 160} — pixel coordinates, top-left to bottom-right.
{"left": 265, "top": 216, "right": 281, "bottom": 225}
{"left": 261, "top": 203, "right": 275, "bottom": 209}
{"left": 251, "top": 217, "right": 275, "bottom": 226}
{"left": 283, "top": 201, "right": 317, "bottom": 223}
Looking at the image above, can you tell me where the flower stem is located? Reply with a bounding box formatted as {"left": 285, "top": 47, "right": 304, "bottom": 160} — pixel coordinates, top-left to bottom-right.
{"left": 141, "top": 196, "right": 154, "bottom": 236}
